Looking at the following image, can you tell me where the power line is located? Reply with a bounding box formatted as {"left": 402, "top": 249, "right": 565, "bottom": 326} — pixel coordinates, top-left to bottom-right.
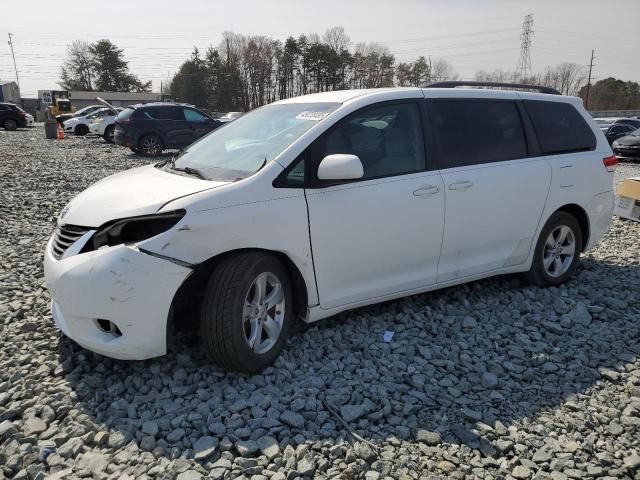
{"left": 7, "top": 33, "right": 20, "bottom": 88}
{"left": 516, "top": 14, "right": 533, "bottom": 80}
{"left": 585, "top": 50, "right": 595, "bottom": 109}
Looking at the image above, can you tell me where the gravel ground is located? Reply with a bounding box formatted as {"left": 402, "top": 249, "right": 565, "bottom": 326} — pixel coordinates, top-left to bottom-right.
{"left": 1, "top": 125, "right": 639, "bottom": 480}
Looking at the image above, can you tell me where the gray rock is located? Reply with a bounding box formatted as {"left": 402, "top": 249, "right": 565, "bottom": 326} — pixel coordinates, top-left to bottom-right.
{"left": 23, "top": 418, "right": 47, "bottom": 436}
{"left": 623, "top": 453, "right": 640, "bottom": 470}
{"left": 340, "top": 404, "right": 367, "bottom": 422}
{"left": 482, "top": 372, "right": 498, "bottom": 389}
{"left": 235, "top": 439, "right": 259, "bottom": 456}
{"left": 176, "top": 471, "right": 203, "bottom": 480}
{"left": 257, "top": 436, "right": 280, "bottom": 459}
{"left": 416, "top": 430, "right": 441, "bottom": 445}
{"left": 279, "top": 410, "right": 304, "bottom": 429}
{"left": 512, "top": 465, "right": 531, "bottom": 479}
{"left": 141, "top": 420, "right": 159, "bottom": 436}
{"left": 193, "top": 436, "right": 218, "bottom": 460}
{"left": 462, "top": 316, "right": 477, "bottom": 329}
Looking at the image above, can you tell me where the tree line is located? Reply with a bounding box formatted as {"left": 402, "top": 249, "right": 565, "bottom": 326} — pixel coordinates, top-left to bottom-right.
{"left": 168, "top": 27, "right": 459, "bottom": 113}
{"left": 58, "top": 28, "right": 640, "bottom": 112}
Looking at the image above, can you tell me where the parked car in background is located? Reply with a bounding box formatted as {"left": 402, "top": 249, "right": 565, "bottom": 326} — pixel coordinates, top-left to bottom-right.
{"left": 594, "top": 118, "right": 615, "bottom": 130}
{"left": 612, "top": 127, "right": 640, "bottom": 161}
{"left": 217, "top": 111, "right": 244, "bottom": 123}
{"left": 56, "top": 104, "right": 104, "bottom": 125}
{"left": 0, "top": 102, "right": 28, "bottom": 130}
{"left": 63, "top": 107, "right": 111, "bottom": 136}
{"left": 613, "top": 118, "right": 640, "bottom": 129}
{"left": 45, "top": 83, "right": 615, "bottom": 372}
{"left": 604, "top": 123, "right": 637, "bottom": 145}
{"left": 89, "top": 107, "right": 124, "bottom": 143}
{"left": 113, "top": 103, "right": 221, "bottom": 156}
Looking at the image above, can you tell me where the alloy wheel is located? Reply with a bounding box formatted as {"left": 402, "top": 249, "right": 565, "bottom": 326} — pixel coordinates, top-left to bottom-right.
{"left": 4, "top": 119, "right": 17, "bottom": 131}
{"left": 542, "top": 225, "right": 576, "bottom": 278}
{"left": 140, "top": 136, "right": 162, "bottom": 156}
{"left": 242, "top": 272, "right": 285, "bottom": 354}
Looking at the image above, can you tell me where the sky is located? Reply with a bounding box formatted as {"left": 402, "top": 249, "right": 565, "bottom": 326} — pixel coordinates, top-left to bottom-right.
{"left": 1, "top": 0, "right": 639, "bottom": 98}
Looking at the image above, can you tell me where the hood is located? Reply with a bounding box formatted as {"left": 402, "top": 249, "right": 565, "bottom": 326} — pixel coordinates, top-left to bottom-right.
{"left": 59, "top": 164, "right": 229, "bottom": 227}
{"left": 614, "top": 134, "right": 640, "bottom": 146}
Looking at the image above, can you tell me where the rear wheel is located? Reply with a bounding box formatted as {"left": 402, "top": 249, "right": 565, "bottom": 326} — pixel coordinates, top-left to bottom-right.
{"left": 525, "top": 211, "right": 582, "bottom": 286}
{"left": 3, "top": 118, "right": 17, "bottom": 131}
{"left": 75, "top": 124, "right": 89, "bottom": 136}
{"left": 103, "top": 125, "right": 115, "bottom": 143}
{"left": 200, "top": 253, "right": 293, "bottom": 373}
{"left": 138, "top": 134, "right": 163, "bottom": 156}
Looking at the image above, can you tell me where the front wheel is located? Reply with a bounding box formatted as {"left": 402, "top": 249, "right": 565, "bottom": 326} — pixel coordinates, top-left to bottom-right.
{"left": 3, "top": 119, "right": 17, "bottom": 131}
{"left": 200, "top": 253, "right": 293, "bottom": 373}
{"left": 525, "top": 211, "right": 582, "bottom": 286}
{"left": 75, "top": 124, "right": 89, "bottom": 136}
{"left": 103, "top": 125, "right": 115, "bottom": 143}
{"left": 138, "top": 134, "right": 163, "bottom": 156}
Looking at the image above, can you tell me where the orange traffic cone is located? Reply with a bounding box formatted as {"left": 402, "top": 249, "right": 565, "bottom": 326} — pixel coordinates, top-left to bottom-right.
{"left": 57, "top": 123, "right": 65, "bottom": 140}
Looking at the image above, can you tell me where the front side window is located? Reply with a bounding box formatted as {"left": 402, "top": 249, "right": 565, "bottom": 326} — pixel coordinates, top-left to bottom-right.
{"left": 524, "top": 100, "right": 596, "bottom": 154}
{"left": 317, "top": 102, "right": 425, "bottom": 180}
{"left": 429, "top": 99, "right": 527, "bottom": 168}
{"left": 184, "top": 108, "right": 208, "bottom": 122}
{"left": 171, "top": 102, "right": 339, "bottom": 181}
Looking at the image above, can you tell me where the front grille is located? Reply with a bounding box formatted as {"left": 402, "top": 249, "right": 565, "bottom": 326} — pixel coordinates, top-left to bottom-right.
{"left": 52, "top": 225, "right": 92, "bottom": 260}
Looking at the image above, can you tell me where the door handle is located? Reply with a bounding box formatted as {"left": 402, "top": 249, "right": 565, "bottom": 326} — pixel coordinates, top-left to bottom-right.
{"left": 413, "top": 185, "right": 440, "bottom": 196}
{"left": 448, "top": 181, "right": 474, "bottom": 191}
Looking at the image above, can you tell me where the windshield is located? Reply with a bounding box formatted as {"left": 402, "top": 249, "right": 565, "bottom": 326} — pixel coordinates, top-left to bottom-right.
{"left": 171, "top": 102, "right": 339, "bottom": 181}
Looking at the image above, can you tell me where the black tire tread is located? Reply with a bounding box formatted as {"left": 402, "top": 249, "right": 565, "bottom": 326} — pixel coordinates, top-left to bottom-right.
{"left": 201, "top": 253, "right": 269, "bottom": 372}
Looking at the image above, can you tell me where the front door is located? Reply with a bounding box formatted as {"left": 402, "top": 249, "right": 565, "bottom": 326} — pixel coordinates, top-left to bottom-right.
{"left": 305, "top": 101, "right": 445, "bottom": 309}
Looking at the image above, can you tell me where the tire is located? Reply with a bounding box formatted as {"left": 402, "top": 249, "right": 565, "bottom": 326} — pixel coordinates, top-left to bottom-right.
{"left": 525, "top": 211, "right": 582, "bottom": 287}
{"left": 103, "top": 125, "right": 115, "bottom": 143}
{"left": 138, "top": 134, "right": 163, "bottom": 156}
{"left": 3, "top": 118, "right": 17, "bottom": 131}
{"left": 75, "top": 124, "right": 89, "bottom": 136}
{"left": 201, "top": 252, "right": 293, "bottom": 373}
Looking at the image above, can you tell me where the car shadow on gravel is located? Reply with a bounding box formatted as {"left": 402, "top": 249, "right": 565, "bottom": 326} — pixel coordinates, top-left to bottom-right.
{"left": 57, "top": 256, "right": 639, "bottom": 461}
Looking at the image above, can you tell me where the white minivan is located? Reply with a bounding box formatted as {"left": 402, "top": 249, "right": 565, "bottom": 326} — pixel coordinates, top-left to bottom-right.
{"left": 44, "top": 83, "right": 616, "bottom": 372}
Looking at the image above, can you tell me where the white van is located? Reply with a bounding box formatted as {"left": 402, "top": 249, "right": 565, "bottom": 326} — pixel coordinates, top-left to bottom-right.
{"left": 44, "top": 83, "right": 616, "bottom": 372}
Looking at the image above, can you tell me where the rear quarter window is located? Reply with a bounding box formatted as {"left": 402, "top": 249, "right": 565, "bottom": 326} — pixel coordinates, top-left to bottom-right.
{"left": 116, "top": 108, "right": 135, "bottom": 121}
{"left": 523, "top": 100, "right": 596, "bottom": 155}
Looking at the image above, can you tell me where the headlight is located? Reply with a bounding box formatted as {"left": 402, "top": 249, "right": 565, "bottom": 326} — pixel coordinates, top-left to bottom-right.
{"left": 84, "top": 210, "right": 186, "bottom": 251}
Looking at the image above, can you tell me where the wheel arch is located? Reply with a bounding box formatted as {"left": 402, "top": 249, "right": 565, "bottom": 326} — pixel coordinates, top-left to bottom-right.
{"left": 170, "top": 247, "right": 309, "bottom": 334}
{"left": 554, "top": 203, "right": 590, "bottom": 251}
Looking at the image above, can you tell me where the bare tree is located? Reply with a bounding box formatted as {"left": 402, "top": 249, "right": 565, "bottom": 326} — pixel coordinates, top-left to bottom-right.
{"left": 430, "top": 58, "right": 458, "bottom": 82}
{"left": 323, "top": 26, "right": 350, "bottom": 53}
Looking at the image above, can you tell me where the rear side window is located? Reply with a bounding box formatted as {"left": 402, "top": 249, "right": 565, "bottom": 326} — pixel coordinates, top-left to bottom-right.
{"left": 429, "top": 99, "right": 527, "bottom": 168}
{"left": 142, "top": 106, "right": 184, "bottom": 120}
{"left": 524, "top": 100, "right": 596, "bottom": 155}
{"left": 117, "top": 108, "right": 135, "bottom": 121}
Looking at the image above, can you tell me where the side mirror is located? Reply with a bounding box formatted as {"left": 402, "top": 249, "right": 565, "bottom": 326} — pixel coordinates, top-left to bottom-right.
{"left": 317, "top": 154, "right": 364, "bottom": 181}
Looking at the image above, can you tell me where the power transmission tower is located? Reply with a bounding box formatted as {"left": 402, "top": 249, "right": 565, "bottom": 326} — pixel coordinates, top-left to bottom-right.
{"left": 585, "top": 50, "right": 595, "bottom": 109}
{"left": 7, "top": 33, "right": 20, "bottom": 88}
{"left": 516, "top": 14, "right": 534, "bottom": 82}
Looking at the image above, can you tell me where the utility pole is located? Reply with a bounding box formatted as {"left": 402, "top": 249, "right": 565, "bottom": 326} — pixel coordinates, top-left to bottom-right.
{"left": 7, "top": 33, "right": 20, "bottom": 88}
{"left": 516, "top": 14, "right": 534, "bottom": 82}
{"left": 585, "top": 49, "right": 595, "bottom": 110}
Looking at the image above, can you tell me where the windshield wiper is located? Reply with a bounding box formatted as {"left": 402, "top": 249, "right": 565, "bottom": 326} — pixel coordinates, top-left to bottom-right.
{"left": 166, "top": 156, "right": 209, "bottom": 180}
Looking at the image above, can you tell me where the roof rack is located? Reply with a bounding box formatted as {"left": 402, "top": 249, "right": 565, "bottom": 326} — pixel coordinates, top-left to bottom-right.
{"left": 424, "top": 81, "right": 561, "bottom": 95}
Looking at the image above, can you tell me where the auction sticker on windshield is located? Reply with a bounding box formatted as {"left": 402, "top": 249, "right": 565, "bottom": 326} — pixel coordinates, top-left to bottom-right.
{"left": 296, "top": 111, "right": 331, "bottom": 121}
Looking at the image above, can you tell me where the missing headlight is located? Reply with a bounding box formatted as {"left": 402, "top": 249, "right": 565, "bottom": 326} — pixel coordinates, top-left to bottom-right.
{"left": 83, "top": 210, "right": 186, "bottom": 252}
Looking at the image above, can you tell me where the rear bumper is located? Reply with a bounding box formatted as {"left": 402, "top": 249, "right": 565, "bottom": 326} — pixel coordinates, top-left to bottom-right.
{"left": 584, "top": 190, "right": 615, "bottom": 251}
{"left": 44, "top": 236, "right": 192, "bottom": 360}
{"left": 114, "top": 128, "right": 136, "bottom": 148}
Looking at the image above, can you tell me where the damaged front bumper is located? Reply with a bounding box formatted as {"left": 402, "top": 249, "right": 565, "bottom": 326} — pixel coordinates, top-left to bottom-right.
{"left": 44, "top": 236, "right": 192, "bottom": 360}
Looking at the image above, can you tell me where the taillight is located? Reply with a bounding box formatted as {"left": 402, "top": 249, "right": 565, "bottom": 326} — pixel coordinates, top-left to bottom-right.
{"left": 603, "top": 155, "right": 618, "bottom": 172}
